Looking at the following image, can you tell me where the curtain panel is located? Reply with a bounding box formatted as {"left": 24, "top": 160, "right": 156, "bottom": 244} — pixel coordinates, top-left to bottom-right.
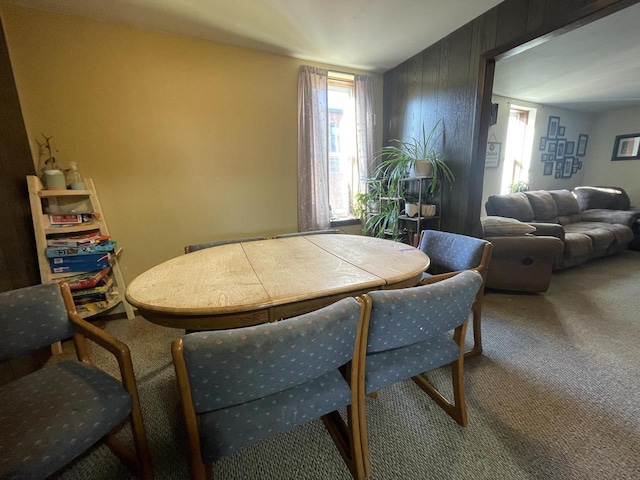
{"left": 354, "top": 74, "right": 375, "bottom": 181}
{"left": 297, "top": 66, "right": 330, "bottom": 231}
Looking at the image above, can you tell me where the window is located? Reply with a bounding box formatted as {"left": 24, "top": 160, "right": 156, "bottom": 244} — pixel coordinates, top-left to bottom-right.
{"left": 328, "top": 75, "right": 358, "bottom": 221}
{"left": 501, "top": 106, "right": 536, "bottom": 193}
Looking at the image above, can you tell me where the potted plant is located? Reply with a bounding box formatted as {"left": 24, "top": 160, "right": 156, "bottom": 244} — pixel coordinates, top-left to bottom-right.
{"left": 403, "top": 194, "right": 420, "bottom": 217}
{"left": 38, "top": 134, "right": 66, "bottom": 190}
{"left": 374, "top": 119, "right": 455, "bottom": 194}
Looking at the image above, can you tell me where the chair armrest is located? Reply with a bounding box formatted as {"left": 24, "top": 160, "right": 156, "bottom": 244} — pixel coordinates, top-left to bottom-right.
{"left": 580, "top": 209, "right": 637, "bottom": 228}
{"left": 419, "top": 270, "right": 462, "bottom": 285}
{"left": 528, "top": 222, "right": 565, "bottom": 241}
{"left": 60, "top": 283, "right": 138, "bottom": 395}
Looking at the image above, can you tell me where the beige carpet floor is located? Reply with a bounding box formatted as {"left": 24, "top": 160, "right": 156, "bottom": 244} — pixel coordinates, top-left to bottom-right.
{"left": 54, "top": 250, "right": 640, "bottom": 479}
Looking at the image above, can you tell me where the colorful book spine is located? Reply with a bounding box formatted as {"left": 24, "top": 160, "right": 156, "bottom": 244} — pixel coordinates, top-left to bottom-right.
{"left": 59, "top": 267, "right": 111, "bottom": 290}
{"left": 50, "top": 260, "right": 110, "bottom": 274}
{"left": 71, "top": 278, "right": 114, "bottom": 297}
{"left": 45, "top": 241, "right": 116, "bottom": 258}
{"left": 49, "top": 253, "right": 110, "bottom": 265}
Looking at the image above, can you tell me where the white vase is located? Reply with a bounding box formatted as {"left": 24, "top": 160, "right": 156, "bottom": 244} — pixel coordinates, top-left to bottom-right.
{"left": 405, "top": 203, "right": 419, "bottom": 217}
{"left": 421, "top": 204, "right": 436, "bottom": 217}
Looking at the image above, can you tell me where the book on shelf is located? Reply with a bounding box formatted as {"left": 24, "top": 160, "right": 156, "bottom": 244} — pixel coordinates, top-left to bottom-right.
{"left": 50, "top": 253, "right": 111, "bottom": 266}
{"left": 49, "top": 213, "right": 96, "bottom": 226}
{"left": 45, "top": 240, "right": 116, "bottom": 258}
{"left": 75, "top": 299, "right": 115, "bottom": 314}
{"left": 54, "top": 267, "right": 111, "bottom": 289}
{"left": 73, "top": 288, "right": 116, "bottom": 305}
{"left": 46, "top": 230, "right": 110, "bottom": 247}
{"left": 71, "top": 278, "right": 114, "bottom": 298}
{"left": 50, "top": 260, "right": 111, "bottom": 274}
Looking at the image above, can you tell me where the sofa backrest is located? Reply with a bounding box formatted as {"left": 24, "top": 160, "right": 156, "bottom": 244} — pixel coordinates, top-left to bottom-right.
{"left": 573, "top": 186, "right": 631, "bottom": 211}
{"left": 524, "top": 191, "right": 557, "bottom": 222}
{"left": 548, "top": 189, "right": 581, "bottom": 225}
{"left": 485, "top": 192, "right": 534, "bottom": 221}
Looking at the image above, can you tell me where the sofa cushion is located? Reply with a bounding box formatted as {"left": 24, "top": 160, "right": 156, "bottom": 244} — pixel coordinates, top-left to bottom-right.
{"left": 564, "top": 223, "right": 613, "bottom": 255}
{"left": 525, "top": 191, "right": 558, "bottom": 222}
{"left": 557, "top": 213, "right": 583, "bottom": 225}
{"left": 549, "top": 190, "right": 580, "bottom": 216}
{"left": 573, "top": 186, "right": 631, "bottom": 211}
{"left": 482, "top": 216, "right": 537, "bottom": 237}
{"left": 562, "top": 232, "right": 593, "bottom": 260}
{"left": 485, "top": 192, "right": 534, "bottom": 221}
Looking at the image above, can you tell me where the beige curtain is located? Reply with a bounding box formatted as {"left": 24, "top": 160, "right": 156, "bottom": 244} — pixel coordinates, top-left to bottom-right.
{"left": 354, "top": 74, "right": 375, "bottom": 182}
{"left": 298, "top": 65, "right": 330, "bottom": 231}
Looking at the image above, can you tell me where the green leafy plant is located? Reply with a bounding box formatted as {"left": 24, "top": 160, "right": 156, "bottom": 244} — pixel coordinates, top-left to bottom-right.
{"left": 374, "top": 119, "right": 455, "bottom": 194}
{"left": 509, "top": 181, "right": 529, "bottom": 193}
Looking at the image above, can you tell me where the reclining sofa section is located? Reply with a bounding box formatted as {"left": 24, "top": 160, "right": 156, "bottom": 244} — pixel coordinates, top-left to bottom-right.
{"left": 485, "top": 189, "right": 635, "bottom": 269}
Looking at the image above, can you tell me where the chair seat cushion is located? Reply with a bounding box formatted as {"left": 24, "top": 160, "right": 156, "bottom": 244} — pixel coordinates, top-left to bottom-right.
{"left": 0, "top": 361, "right": 132, "bottom": 480}
{"left": 198, "top": 369, "right": 351, "bottom": 463}
{"left": 365, "top": 333, "right": 459, "bottom": 394}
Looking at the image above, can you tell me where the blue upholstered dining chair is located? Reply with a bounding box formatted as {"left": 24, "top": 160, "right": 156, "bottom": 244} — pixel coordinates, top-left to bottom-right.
{"left": 358, "top": 270, "right": 483, "bottom": 478}
{"left": 0, "top": 283, "right": 153, "bottom": 480}
{"left": 171, "top": 296, "right": 367, "bottom": 480}
{"left": 418, "top": 230, "right": 493, "bottom": 358}
{"left": 185, "top": 236, "right": 267, "bottom": 254}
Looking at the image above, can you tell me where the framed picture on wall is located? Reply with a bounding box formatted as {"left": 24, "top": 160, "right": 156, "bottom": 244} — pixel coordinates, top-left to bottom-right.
{"left": 556, "top": 139, "right": 566, "bottom": 159}
{"left": 563, "top": 157, "right": 574, "bottom": 178}
{"left": 543, "top": 162, "right": 554, "bottom": 176}
{"left": 555, "top": 171, "right": 562, "bottom": 178}
{"left": 541, "top": 153, "right": 549, "bottom": 162}
{"left": 547, "top": 116, "right": 560, "bottom": 139}
{"left": 566, "top": 141, "right": 575, "bottom": 155}
{"left": 547, "top": 140, "right": 557, "bottom": 153}
{"left": 539, "top": 137, "right": 547, "bottom": 150}
{"left": 485, "top": 141, "right": 501, "bottom": 167}
{"left": 558, "top": 126, "right": 566, "bottom": 136}
{"left": 556, "top": 161, "right": 564, "bottom": 171}
{"left": 611, "top": 133, "right": 640, "bottom": 161}
{"left": 577, "top": 134, "right": 589, "bottom": 156}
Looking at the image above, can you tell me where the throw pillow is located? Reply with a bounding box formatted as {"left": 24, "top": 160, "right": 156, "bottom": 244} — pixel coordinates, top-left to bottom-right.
{"left": 482, "top": 216, "right": 537, "bottom": 237}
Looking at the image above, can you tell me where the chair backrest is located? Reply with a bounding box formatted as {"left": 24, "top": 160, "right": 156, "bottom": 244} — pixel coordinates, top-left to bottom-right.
{"left": 185, "top": 236, "right": 267, "bottom": 253}
{"left": 273, "top": 229, "right": 339, "bottom": 238}
{"left": 419, "top": 230, "right": 490, "bottom": 275}
{"left": 181, "top": 296, "right": 362, "bottom": 414}
{"left": 0, "top": 283, "right": 73, "bottom": 361}
{"left": 365, "top": 270, "right": 482, "bottom": 354}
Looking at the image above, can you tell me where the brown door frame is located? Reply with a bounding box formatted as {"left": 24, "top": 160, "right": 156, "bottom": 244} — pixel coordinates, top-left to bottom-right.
{"left": 470, "top": 0, "right": 640, "bottom": 237}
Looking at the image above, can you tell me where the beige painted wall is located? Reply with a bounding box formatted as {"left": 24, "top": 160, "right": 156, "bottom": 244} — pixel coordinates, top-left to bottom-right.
{"left": 1, "top": 5, "right": 382, "bottom": 284}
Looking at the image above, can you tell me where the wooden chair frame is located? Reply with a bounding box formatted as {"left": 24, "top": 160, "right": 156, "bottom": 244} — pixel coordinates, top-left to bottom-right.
{"left": 171, "top": 297, "right": 368, "bottom": 480}
{"left": 418, "top": 230, "right": 493, "bottom": 359}
{"left": 358, "top": 279, "right": 472, "bottom": 478}
{"left": 184, "top": 236, "right": 267, "bottom": 254}
{"left": 59, "top": 283, "right": 153, "bottom": 479}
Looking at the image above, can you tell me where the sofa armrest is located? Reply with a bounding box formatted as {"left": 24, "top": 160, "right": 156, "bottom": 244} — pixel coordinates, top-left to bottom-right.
{"left": 487, "top": 235, "right": 564, "bottom": 259}
{"left": 580, "top": 209, "right": 637, "bottom": 228}
{"left": 528, "top": 222, "right": 565, "bottom": 242}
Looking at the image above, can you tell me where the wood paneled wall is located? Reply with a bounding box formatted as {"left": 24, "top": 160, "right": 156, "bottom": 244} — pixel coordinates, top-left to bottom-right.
{"left": 0, "top": 17, "right": 39, "bottom": 291}
{"left": 383, "top": 0, "right": 639, "bottom": 236}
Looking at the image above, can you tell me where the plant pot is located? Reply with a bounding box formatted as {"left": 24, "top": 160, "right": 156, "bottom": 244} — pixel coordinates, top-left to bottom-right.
{"left": 42, "top": 169, "right": 66, "bottom": 190}
{"left": 412, "top": 160, "right": 433, "bottom": 177}
{"left": 405, "top": 203, "right": 419, "bottom": 217}
{"left": 421, "top": 204, "right": 436, "bottom": 217}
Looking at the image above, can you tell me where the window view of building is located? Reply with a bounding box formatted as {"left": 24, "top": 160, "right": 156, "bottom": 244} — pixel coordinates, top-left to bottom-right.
{"left": 328, "top": 76, "right": 358, "bottom": 220}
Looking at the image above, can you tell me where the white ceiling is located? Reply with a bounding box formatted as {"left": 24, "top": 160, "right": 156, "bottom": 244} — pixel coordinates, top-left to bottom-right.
{"left": 4, "top": 0, "right": 504, "bottom": 72}
{"left": 6, "top": 1, "right": 638, "bottom": 112}
{"left": 493, "top": 2, "right": 640, "bottom": 113}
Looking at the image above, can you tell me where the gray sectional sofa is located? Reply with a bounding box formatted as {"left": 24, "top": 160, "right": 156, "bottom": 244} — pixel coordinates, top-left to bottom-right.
{"left": 485, "top": 189, "right": 636, "bottom": 269}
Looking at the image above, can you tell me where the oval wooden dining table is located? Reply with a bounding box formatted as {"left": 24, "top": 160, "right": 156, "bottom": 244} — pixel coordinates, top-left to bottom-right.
{"left": 126, "top": 234, "right": 430, "bottom": 330}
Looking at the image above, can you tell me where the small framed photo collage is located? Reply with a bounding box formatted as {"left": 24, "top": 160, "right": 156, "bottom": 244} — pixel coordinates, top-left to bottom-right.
{"left": 539, "top": 116, "right": 587, "bottom": 179}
